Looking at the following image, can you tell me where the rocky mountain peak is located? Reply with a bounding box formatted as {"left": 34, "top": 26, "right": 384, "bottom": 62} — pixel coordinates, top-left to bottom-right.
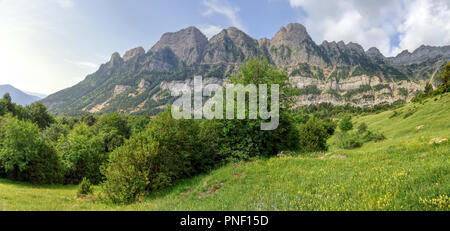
{"left": 106, "top": 52, "right": 123, "bottom": 68}
{"left": 123, "top": 46, "right": 145, "bottom": 62}
{"left": 366, "top": 47, "right": 384, "bottom": 57}
{"left": 389, "top": 45, "right": 450, "bottom": 65}
{"left": 201, "top": 27, "right": 258, "bottom": 64}
{"left": 397, "top": 50, "right": 411, "bottom": 57}
{"left": 151, "top": 26, "right": 208, "bottom": 65}
{"left": 346, "top": 42, "right": 365, "bottom": 54}
{"left": 272, "top": 23, "right": 311, "bottom": 45}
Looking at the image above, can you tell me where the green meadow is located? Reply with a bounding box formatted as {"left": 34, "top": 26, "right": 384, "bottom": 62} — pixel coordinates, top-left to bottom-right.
{"left": 1, "top": 93, "right": 449, "bottom": 211}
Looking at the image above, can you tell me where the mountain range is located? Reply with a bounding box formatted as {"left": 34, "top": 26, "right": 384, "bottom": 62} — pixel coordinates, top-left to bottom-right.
{"left": 0, "top": 84, "right": 42, "bottom": 106}
{"left": 41, "top": 23, "right": 450, "bottom": 116}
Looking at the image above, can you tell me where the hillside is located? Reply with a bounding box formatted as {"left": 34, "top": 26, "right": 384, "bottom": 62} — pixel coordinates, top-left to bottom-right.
{"left": 41, "top": 23, "right": 450, "bottom": 116}
{"left": 0, "top": 84, "right": 41, "bottom": 106}
{"left": 2, "top": 93, "right": 448, "bottom": 211}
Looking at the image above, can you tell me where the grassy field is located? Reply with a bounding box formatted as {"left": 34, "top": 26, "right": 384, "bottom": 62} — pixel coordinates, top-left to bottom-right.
{"left": 0, "top": 93, "right": 449, "bottom": 211}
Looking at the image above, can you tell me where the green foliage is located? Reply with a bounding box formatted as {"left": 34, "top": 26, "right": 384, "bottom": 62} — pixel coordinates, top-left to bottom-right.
{"left": 361, "top": 130, "right": 386, "bottom": 143}
{"left": 40, "top": 122, "right": 70, "bottom": 144}
{"left": 77, "top": 177, "right": 93, "bottom": 197}
{"left": 25, "top": 102, "right": 55, "bottom": 129}
{"left": 101, "top": 58, "right": 301, "bottom": 203}
{"left": 335, "top": 122, "right": 385, "bottom": 149}
{"left": 0, "top": 115, "right": 62, "bottom": 184}
{"left": 437, "top": 62, "right": 450, "bottom": 93}
{"left": 357, "top": 122, "right": 368, "bottom": 134}
{"left": 334, "top": 131, "right": 362, "bottom": 149}
{"left": 412, "top": 64, "right": 450, "bottom": 102}
{"left": 298, "top": 117, "right": 331, "bottom": 153}
{"left": 373, "top": 84, "right": 391, "bottom": 91}
{"left": 95, "top": 113, "right": 130, "bottom": 153}
{"left": 80, "top": 113, "right": 97, "bottom": 126}
{"left": 128, "top": 116, "right": 151, "bottom": 135}
{"left": 344, "top": 85, "right": 372, "bottom": 99}
{"left": 339, "top": 115, "right": 353, "bottom": 132}
{"left": 57, "top": 123, "right": 106, "bottom": 184}
{"left": 325, "top": 89, "right": 341, "bottom": 99}
{"left": 398, "top": 87, "right": 408, "bottom": 97}
{"left": 330, "top": 66, "right": 350, "bottom": 80}
{"left": 100, "top": 142, "right": 150, "bottom": 204}
{"left": 230, "top": 57, "right": 298, "bottom": 109}
{"left": 298, "top": 85, "right": 322, "bottom": 95}
{"left": 101, "top": 110, "right": 198, "bottom": 203}
{"left": 424, "top": 82, "right": 433, "bottom": 96}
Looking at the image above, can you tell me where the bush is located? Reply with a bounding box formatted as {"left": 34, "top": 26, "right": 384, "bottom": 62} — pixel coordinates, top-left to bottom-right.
{"left": 357, "top": 122, "right": 368, "bottom": 134}
{"left": 335, "top": 127, "right": 386, "bottom": 149}
{"left": 101, "top": 143, "right": 150, "bottom": 204}
{"left": 361, "top": 130, "right": 386, "bottom": 142}
{"left": 298, "top": 117, "right": 330, "bottom": 153}
{"left": 0, "top": 115, "right": 63, "bottom": 184}
{"left": 57, "top": 123, "right": 106, "bottom": 184}
{"left": 95, "top": 113, "right": 130, "bottom": 153}
{"left": 25, "top": 102, "right": 55, "bottom": 129}
{"left": 339, "top": 115, "right": 353, "bottom": 132}
{"left": 334, "top": 131, "right": 362, "bottom": 149}
{"left": 77, "top": 177, "right": 93, "bottom": 197}
{"left": 101, "top": 110, "right": 199, "bottom": 203}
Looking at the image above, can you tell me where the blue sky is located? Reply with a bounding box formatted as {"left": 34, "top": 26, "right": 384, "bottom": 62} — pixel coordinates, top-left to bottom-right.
{"left": 1, "top": 0, "right": 450, "bottom": 94}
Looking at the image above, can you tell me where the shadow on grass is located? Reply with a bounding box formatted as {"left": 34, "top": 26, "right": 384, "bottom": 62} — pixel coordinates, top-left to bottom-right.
{"left": 0, "top": 178, "right": 78, "bottom": 191}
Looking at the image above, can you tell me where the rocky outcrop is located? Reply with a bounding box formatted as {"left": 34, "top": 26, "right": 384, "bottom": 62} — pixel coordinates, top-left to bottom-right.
{"left": 151, "top": 26, "right": 208, "bottom": 65}
{"left": 123, "top": 47, "right": 145, "bottom": 62}
{"left": 42, "top": 23, "right": 449, "bottom": 115}
{"left": 388, "top": 45, "right": 450, "bottom": 65}
{"left": 269, "top": 23, "right": 329, "bottom": 67}
{"left": 201, "top": 27, "right": 259, "bottom": 64}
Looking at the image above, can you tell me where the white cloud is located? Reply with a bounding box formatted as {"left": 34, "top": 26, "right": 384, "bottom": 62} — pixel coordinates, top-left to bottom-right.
{"left": 287, "top": 0, "right": 450, "bottom": 57}
{"left": 393, "top": 0, "right": 450, "bottom": 55}
{"left": 65, "top": 60, "right": 98, "bottom": 69}
{"left": 202, "top": 0, "right": 245, "bottom": 31}
{"left": 56, "top": 0, "right": 74, "bottom": 9}
{"left": 198, "top": 24, "right": 223, "bottom": 38}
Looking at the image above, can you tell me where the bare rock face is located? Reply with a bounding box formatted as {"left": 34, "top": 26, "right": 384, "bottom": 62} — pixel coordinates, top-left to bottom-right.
{"left": 201, "top": 27, "right": 259, "bottom": 64}
{"left": 366, "top": 47, "right": 386, "bottom": 64}
{"left": 269, "top": 23, "right": 328, "bottom": 67}
{"left": 151, "top": 26, "right": 208, "bottom": 65}
{"left": 389, "top": 45, "right": 450, "bottom": 65}
{"left": 41, "top": 23, "right": 450, "bottom": 115}
{"left": 106, "top": 52, "right": 123, "bottom": 69}
{"left": 320, "top": 41, "right": 371, "bottom": 66}
{"left": 123, "top": 47, "right": 145, "bottom": 62}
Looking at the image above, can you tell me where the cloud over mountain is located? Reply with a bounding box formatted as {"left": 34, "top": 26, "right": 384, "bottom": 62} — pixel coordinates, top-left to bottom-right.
{"left": 288, "top": 0, "right": 450, "bottom": 56}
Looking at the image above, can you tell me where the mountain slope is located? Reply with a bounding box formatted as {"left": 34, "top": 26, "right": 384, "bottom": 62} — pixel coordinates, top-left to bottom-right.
{"left": 0, "top": 84, "right": 41, "bottom": 106}
{"left": 41, "top": 23, "right": 450, "bottom": 116}
{"left": 2, "top": 93, "right": 449, "bottom": 210}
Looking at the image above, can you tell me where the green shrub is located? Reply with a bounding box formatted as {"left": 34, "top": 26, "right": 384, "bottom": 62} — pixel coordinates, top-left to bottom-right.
{"left": 57, "top": 123, "right": 107, "bottom": 184}
{"left": 24, "top": 102, "right": 55, "bottom": 129}
{"left": 339, "top": 115, "right": 353, "bottom": 132}
{"left": 101, "top": 143, "right": 150, "bottom": 204}
{"left": 298, "top": 117, "right": 330, "bottom": 153}
{"left": 77, "top": 177, "right": 93, "bottom": 197}
{"left": 0, "top": 115, "right": 63, "bottom": 184}
{"left": 361, "top": 130, "right": 386, "bottom": 142}
{"left": 95, "top": 113, "right": 130, "bottom": 153}
{"left": 334, "top": 131, "right": 362, "bottom": 149}
{"left": 357, "top": 122, "right": 368, "bottom": 134}
{"left": 101, "top": 110, "right": 199, "bottom": 203}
